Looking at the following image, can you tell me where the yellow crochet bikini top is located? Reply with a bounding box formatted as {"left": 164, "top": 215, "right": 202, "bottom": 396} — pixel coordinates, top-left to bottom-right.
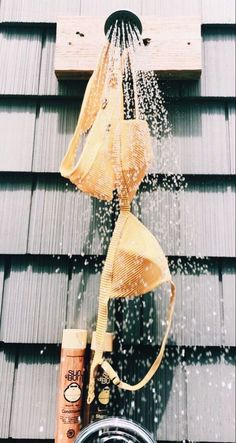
{"left": 60, "top": 44, "right": 176, "bottom": 403}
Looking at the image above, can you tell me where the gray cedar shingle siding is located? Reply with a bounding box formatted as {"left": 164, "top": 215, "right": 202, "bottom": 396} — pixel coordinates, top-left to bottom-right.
{"left": 0, "top": 259, "right": 4, "bottom": 310}
{"left": 0, "top": 101, "right": 36, "bottom": 172}
{"left": 1, "top": 346, "right": 235, "bottom": 441}
{"left": 0, "top": 175, "right": 235, "bottom": 256}
{"left": 2, "top": 101, "right": 235, "bottom": 174}
{"left": 0, "top": 27, "right": 235, "bottom": 97}
{"left": 0, "top": 345, "right": 15, "bottom": 438}
{"left": 0, "top": 256, "right": 69, "bottom": 343}
{"left": 133, "top": 178, "right": 235, "bottom": 256}
{"left": 0, "top": 0, "right": 235, "bottom": 441}
{"left": 0, "top": 175, "right": 32, "bottom": 253}
{"left": 0, "top": 27, "right": 42, "bottom": 95}
{"left": 1, "top": 256, "right": 235, "bottom": 346}
{"left": 221, "top": 260, "right": 236, "bottom": 346}
{"left": 0, "top": 0, "right": 235, "bottom": 24}
{"left": 27, "top": 175, "right": 113, "bottom": 255}
{"left": 10, "top": 345, "right": 60, "bottom": 440}
{"left": 114, "top": 348, "right": 236, "bottom": 442}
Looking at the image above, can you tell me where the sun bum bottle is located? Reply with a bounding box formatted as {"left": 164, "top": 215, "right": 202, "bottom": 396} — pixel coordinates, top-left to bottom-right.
{"left": 83, "top": 332, "right": 113, "bottom": 426}
{"left": 55, "top": 329, "right": 87, "bottom": 442}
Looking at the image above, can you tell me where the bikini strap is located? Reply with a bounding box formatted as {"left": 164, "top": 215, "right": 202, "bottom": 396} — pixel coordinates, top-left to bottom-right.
{"left": 87, "top": 209, "right": 130, "bottom": 404}
{"left": 60, "top": 42, "right": 110, "bottom": 177}
{"left": 101, "top": 281, "right": 176, "bottom": 391}
{"left": 78, "top": 41, "right": 111, "bottom": 134}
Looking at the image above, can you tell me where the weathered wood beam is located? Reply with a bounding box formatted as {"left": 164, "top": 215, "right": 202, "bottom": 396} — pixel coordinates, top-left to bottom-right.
{"left": 54, "top": 16, "right": 202, "bottom": 80}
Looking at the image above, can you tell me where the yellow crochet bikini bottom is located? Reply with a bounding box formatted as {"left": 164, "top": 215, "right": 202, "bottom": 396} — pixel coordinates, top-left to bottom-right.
{"left": 60, "top": 46, "right": 152, "bottom": 204}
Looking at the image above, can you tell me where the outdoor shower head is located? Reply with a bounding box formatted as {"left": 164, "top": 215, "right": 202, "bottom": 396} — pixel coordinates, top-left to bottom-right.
{"left": 104, "top": 10, "right": 142, "bottom": 45}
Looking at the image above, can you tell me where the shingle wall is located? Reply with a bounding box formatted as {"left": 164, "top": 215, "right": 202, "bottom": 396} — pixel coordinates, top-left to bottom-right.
{"left": 0, "top": 0, "right": 235, "bottom": 441}
{"left": 0, "top": 256, "right": 235, "bottom": 346}
{"left": 0, "top": 0, "right": 235, "bottom": 24}
{"left": 1, "top": 101, "right": 235, "bottom": 174}
{"left": 0, "top": 346, "right": 234, "bottom": 441}
{"left": 0, "top": 27, "right": 235, "bottom": 97}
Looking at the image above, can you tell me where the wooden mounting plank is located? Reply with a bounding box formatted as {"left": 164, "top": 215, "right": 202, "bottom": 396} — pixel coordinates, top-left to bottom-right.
{"left": 55, "top": 16, "right": 202, "bottom": 80}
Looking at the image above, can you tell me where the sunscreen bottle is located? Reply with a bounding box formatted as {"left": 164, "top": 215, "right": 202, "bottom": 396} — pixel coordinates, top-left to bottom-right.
{"left": 83, "top": 331, "right": 113, "bottom": 426}
{"left": 55, "top": 329, "right": 87, "bottom": 442}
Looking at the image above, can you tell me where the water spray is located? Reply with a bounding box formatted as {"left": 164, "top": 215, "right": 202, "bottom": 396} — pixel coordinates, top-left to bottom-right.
{"left": 57, "top": 8, "right": 178, "bottom": 442}
{"left": 104, "top": 10, "right": 142, "bottom": 47}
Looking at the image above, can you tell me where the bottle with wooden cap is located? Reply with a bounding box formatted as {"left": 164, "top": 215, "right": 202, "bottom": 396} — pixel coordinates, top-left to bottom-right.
{"left": 83, "top": 331, "right": 113, "bottom": 426}
{"left": 55, "top": 329, "right": 87, "bottom": 442}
